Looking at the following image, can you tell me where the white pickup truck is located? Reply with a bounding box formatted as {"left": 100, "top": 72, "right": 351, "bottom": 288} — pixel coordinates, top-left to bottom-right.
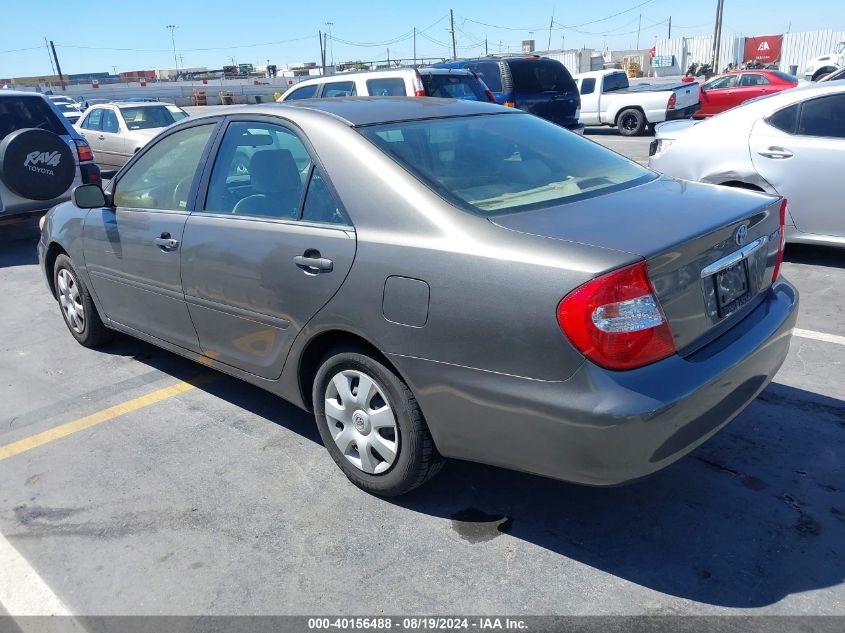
{"left": 573, "top": 69, "right": 701, "bottom": 136}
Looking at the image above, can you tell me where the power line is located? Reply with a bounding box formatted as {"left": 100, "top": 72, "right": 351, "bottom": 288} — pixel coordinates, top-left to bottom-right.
{"left": 54, "top": 35, "right": 315, "bottom": 53}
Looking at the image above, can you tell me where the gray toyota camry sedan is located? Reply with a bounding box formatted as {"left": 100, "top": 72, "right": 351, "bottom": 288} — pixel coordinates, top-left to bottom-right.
{"left": 38, "top": 98, "right": 798, "bottom": 496}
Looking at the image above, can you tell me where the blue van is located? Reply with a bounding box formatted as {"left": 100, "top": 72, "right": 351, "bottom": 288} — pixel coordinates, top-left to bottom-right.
{"left": 434, "top": 56, "right": 583, "bottom": 133}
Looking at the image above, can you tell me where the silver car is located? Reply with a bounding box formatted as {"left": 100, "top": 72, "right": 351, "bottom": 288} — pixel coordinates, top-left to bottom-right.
{"left": 649, "top": 82, "right": 845, "bottom": 248}
{"left": 39, "top": 99, "right": 797, "bottom": 495}
{"left": 75, "top": 101, "right": 189, "bottom": 170}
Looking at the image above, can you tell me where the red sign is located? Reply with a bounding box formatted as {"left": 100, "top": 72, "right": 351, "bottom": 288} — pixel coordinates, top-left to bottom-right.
{"left": 744, "top": 35, "right": 783, "bottom": 64}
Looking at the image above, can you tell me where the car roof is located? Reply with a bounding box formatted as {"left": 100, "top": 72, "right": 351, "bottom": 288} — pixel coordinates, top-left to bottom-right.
{"left": 192, "top": 97, "right": 512, "bottom": 127}
{"left": 0, "top": 90, "right": 50, "bottom": 99}
{"left": 288, "top": 67, "right": 474, "bottom": 86}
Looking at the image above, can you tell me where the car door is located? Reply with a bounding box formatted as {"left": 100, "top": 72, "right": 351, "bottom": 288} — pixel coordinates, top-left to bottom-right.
{"left": 97, "top": 108, "right": 126, "bottom": 170}
{"left": 180, "top": 117, "right": 356, "bottom": 379}
{"left": 735, "top": 73, "right": 773, "bottom": 103}
{"left": 83, "top": 120, "right": 220, "bottom": 351}
{"left": 577, "top": 77, "right": 600, "bottom": 124}
{"left": 749, "top": 93, "right": 845, "bottom": 238}
{"left": 78, "top": 108, "right": 105, "bottom": 162}
{"left": 698, "top": 74, "right": 739, "bottom": 116}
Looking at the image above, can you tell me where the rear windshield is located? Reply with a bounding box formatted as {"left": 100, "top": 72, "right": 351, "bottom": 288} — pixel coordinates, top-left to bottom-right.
{"left": 422, "top": 74, "right": 487, "bottom": 101}
{"left": 358, "top": 113, "right": 653, "bottom": 215}
{"left": 120, "top": 105, "right": 188, "bottom": 130}
{"left": 0, "top": 97, "right": 66, "bottom": 141}
{"left": 507, "top": 59, "right": 577, "bottom": 94}
{"left": 770, "top": 70, "right": 799, "bottom": 83}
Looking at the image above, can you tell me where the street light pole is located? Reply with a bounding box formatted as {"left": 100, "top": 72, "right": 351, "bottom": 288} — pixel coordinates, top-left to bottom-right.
{"left": 166, "top": 25, "right": 179, "bottom": 72}
{"left": 325, "top": 22, "right": 334, "bottom": 67}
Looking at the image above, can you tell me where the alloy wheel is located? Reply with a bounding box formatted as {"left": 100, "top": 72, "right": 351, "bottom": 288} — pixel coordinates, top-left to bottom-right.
{"left": 57, "top": 268, "right": 85, "bottom": 334}
{"left": 324, "top": 369, "right": 399, "bottom": 475}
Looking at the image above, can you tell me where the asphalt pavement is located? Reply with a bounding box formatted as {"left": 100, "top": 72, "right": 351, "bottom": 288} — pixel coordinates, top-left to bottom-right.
{"left": 0, "top": 131, "right": 842, "bottom": 618}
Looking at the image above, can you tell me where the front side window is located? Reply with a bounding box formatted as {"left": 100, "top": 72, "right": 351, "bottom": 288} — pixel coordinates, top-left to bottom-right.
{"left": 797, "top": 94, "right": 845, "bottom": 138}
{"left": 113, "top": 124, "right": 214, "bottom": 210}
{"left": 204, "top": 121, "right": 312, "bottom": 219}
{"left": 101, "top": 109, "right": 120, "bottom": 133}
{"left": 580, "top": 78, "right": 596, "bottom": 95}
{"left": 739, "top": 74, "right": 771, "bottom": 87}
{"left": 322, "top": 81, "right": 357, "bottom": 98}
{"left": 285, "top": 84, "right": 318, "bottom": 100}
{"left": 359, "top": 113, "right": 653, "bottom": 215}
{"left": 83, "top": 109, "right": 103, "bottom": 131}
{"left": 703, "top": 75, "right": 738, "bottom": 90}
{"left": 366, "top": 78, "right": 407, "bottom": 96}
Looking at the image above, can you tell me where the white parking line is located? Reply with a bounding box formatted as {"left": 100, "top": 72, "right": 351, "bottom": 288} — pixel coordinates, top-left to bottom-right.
{"left": 0, "top": 532, "right": 71, "bottom": 617}
{"left": 793, "top": 328, "right": 845, "bottom": 347}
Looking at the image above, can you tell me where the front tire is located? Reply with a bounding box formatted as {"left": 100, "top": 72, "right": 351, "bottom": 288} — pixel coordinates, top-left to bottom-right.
{"left": 618, "top": 108, "right": 646, "bottom": 136}
{"left": 313, "top": 348, "right": 443, "bottom": 496}
{"left": 53, "top": 254, "right": 112, "bottom": 348}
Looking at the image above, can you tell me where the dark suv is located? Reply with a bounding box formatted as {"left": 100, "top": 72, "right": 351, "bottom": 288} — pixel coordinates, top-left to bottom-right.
{"left": 434, "top": 56, "right": 583, "bottom": 133}
{"left": 0, "top": 91, "right": 100, "bottom": 219}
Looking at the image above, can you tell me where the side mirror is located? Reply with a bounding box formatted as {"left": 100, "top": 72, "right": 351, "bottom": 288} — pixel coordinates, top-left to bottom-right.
{"left": 72, "top": 184, "right": 110, "bottom": 209}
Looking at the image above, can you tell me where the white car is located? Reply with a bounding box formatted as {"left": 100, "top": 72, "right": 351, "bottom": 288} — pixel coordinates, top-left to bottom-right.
{"left": 804, "top": 41, "right": 844, "bottom": 81}
{"left": 574, "top": 69, "right": 701, "bottom": 136}
{"left": 649, "top": 83, "right": 845, "bottom": 248}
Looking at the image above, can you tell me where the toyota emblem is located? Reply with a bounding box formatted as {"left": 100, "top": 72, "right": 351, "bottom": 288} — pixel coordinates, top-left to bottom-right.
{"left": 734, "top": 224, "right": 748, "bottom": 246}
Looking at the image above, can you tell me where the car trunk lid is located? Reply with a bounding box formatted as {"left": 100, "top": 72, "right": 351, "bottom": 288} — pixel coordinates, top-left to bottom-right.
{"left": 490, "top": 177, "right": 783, "bottom": 353}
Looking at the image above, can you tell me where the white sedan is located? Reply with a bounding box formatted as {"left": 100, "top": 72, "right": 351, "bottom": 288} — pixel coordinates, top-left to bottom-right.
{"left": 649, "top": 83, "right": 845, "bottom": 248}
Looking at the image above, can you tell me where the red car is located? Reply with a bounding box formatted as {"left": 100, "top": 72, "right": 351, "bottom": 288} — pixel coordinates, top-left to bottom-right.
{"left": 694, "top": 70, "right": 798, "bottom": 118}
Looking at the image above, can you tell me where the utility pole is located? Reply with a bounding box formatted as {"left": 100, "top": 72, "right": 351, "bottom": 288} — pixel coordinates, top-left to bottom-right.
{"left": 711, "top": 0, "right": 725, "bottom": 71}
{"left": 449, "top": 9, "right": 457, "bottom": 60}
{"left": 166, "top": 25, "right": 178, "bottom": 70}
{"left": 319, "top": 30, "right": 326, "bottom": 75}
{"left": 325, "top": 22, "right": 334, "bottom": 67}
{"left": 44, "top": 37, "right": 56, "bottom": 79}
{"left": 413, "top": 27, "right": 416, "bottom": 67}
{"left": 636, "top": 14, "right": 642, "bottom": 49}
{"left": 668, "top": 16, "right": 672, "bottom": 39}
{"left": 48, "top": 41, "right": 65, "bottom": 89}
{"left": 485, "top": 38, "right": 488, "bottom": 56}
{"left": 548, "top": 10, "right": 554, "bottom": 51}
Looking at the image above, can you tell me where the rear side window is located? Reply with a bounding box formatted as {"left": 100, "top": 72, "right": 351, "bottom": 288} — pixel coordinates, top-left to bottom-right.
{"left": 322, "top": 81, "right": 357, "bottom": 98}
{"left": 739, "top": 74, "right": 771, "bottom": 87}
{"left": 797, "top": 94, "right": 845, "bottom": 138}
{"left": 580, "top": 78, "right": 596, "bottom": 95}
{"left": 366, "top": 78, "right": 407, "bottom": 96}
{"left": 302, "top": 170, "right": 349, "bottom": 225}
{"left": 422, "top": 74, "right": 487, "bottom": 101}
{"left": 285, "top": 84, "right": 318, "bottom": 100}
{"left": 468, "top": 62, "right": 503, "bottom": 92}
{"left": 766, "top": 104, "right": 798, "bottom": 133}
{"left": 101, "top": 110, "right": 119, "bottom": 133}
{"left": 0, "top": 97, "right": 65, "bottom": 141}
{"left": 508, "top": 59, "right": 577, "bottom": 94}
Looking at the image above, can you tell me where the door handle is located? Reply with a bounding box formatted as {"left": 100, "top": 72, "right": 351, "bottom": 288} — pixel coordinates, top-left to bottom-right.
{"left": 758, "top": 146, "right": 793, "bottom": 159}
{"left": 98, "top": 135, "right": 105, "bottom": 140}
{"left": 294, "top": 254, "right": 333, "bottom": 273}
{"left": 154, "top": 232, "right": 179, "bottom": 250}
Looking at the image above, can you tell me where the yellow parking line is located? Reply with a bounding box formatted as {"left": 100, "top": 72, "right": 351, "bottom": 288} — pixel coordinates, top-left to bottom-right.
{"left": 0, "top": 376, "right": 210, "bottom": 461}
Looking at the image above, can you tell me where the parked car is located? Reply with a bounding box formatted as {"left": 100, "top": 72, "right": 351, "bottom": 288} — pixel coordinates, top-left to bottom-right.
{"left": 574, "top": 69, "right": 701, "bottom": 136}
{"left": 75, "top": 102, "right": 189, "bottom": 170}
{"left": 819, "top": 66, "right": 845, "bottom": 82}
{"left": 48, "top": 95, "right": 81, "bottom": 108}
{"left": 279, "top": 68, "right": 495, "bottom": 103}
{"left": 39, "top": 98, "right": 797, "bottom": 495}
{"left": 649, "top": 83, "right": 845, "bottom": 247}
{"left": 79, "top": 98, "right": 111, "bottom": 111}
{"left": 695, "top": 70, "right": 798, "bottom": 118}
{"left": 434, "top": 55, "right": 583, "bottom": 133}
{"left": 0, "top": 90, "right": 100, "bottom": 219}
{"left": 54, "top": 101, "right": 83, "bottom": 125}
{"left": 804, "top": 41, "right": 844, "bottom": 81}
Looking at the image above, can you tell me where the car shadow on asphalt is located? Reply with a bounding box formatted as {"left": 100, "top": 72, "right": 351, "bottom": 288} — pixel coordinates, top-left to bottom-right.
{"left": 0, "top": 217, "right": 41, "bottom": 268}
{"left": 391, "top": 381, "right": 845, "bottom": 609}
{"left": 785, "top": 244, "right": 845, "bottom": 269}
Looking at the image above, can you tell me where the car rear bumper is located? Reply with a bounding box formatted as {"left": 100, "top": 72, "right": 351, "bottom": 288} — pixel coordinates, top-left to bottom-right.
{"left": 665, "top": 102, "right": 702, "bottom": 121}
{"left": 393, "top": 278, "right": 797, "bottom": 486}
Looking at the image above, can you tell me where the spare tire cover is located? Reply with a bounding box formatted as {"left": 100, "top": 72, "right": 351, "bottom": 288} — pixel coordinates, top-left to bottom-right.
{"left": 0, "top": 128, "right": 76, "bottom": 201}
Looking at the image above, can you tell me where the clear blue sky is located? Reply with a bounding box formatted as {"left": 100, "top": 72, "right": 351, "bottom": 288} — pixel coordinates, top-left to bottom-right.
{"left": 1, "top": 0, "right": 838, "bottom": 77}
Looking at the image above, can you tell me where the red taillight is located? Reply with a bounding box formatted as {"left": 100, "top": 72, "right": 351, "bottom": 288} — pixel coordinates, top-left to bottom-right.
{"left": 413, "top": 71, "right": 426, "bottom": 97}
{"left": 772, "top": 198, "right": 787, "bottom": 283}
{"left": 667, "top": 93, "right": 677, "bottom": 109}
{"left": 484, "top": 89, "right": 496, "bottom": 103}
{"left": 74, "top": 139, "right": 93, "bottom": 162}
{"left": 557, "top": 260, "right": 675, "bottom": 371}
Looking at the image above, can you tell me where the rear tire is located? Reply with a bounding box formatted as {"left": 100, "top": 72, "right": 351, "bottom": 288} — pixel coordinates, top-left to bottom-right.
{"left": 312, "top": 347, "right": 443, "bottom": 496}
{"left": 53, "top": 254, "right": 112, "bottom": 348}
{"left": 618, "top": 108, "right": 646, "bottom": 136}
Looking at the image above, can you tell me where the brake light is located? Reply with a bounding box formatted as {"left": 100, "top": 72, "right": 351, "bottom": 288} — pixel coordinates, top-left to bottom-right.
{"left": 772, "top": 199, "right": 787, "bottom": 282}
{"left": 413, "top": 71, "right": 426, "bottom": 97}
{"left": 504, "top": 100, "right": 516, "bottom": 108}
{"left": 484, "top": 89, "right": 496, "bottom": 103}
{"left": 557, "top": 260, "right": 675, "bottom": 370}
{"left": 667, "top": 93, "right": 677, "bottom": 109}
{"left": 74, "top": 139, "right": 93, "bottom": 162}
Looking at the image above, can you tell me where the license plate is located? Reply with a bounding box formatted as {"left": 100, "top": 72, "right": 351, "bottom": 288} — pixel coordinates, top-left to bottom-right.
{"left": 714, "top": 260, "right": 750, "bottom": 317}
